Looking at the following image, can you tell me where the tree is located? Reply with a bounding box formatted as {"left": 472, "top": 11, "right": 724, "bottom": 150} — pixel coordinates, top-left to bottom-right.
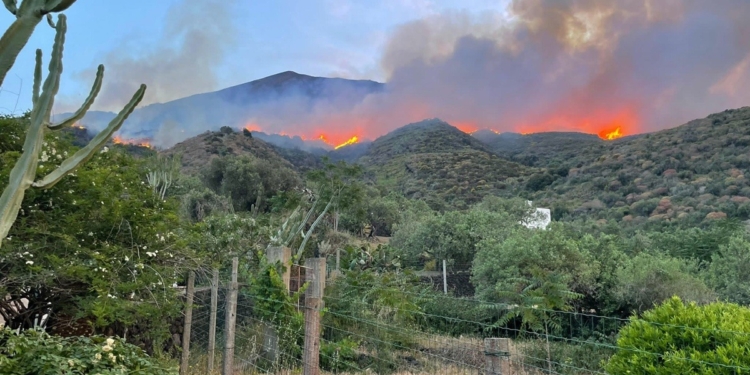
{"left": 0, "top": 9, "right": 146, "bottom": 247}
{"left": 606, "top": 297, "right": 750, "bottom": 374}
{"left": 704, "top": 234, "right": 750, "bottom": 305}
{"left": 495, "top": 269, "right": 582, "bottom": 374}
{"left": 613, "top": 251, "right": 715, "bottom": 314}
{"left": 471, "top": 223, "right": 600, "bottom": 303}
{"left": 201, "top": 155, "right": 300, "bottom": 213}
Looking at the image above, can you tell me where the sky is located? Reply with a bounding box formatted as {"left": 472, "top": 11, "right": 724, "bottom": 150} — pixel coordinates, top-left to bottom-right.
{"left": 1, "top": 0, "right": 749, "bottom": 144}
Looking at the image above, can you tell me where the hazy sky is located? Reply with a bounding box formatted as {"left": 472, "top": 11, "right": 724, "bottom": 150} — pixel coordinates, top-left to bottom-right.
{"left": 0, "top": 0, "right": 509, "bottom": 114}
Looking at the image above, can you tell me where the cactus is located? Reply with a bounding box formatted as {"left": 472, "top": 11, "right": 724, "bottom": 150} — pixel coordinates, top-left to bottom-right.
{"left": 0, "top": 0, "right": 76, "bottom": 87}
{"left": 0, "top": 13, "right": 147, "bottom": 247}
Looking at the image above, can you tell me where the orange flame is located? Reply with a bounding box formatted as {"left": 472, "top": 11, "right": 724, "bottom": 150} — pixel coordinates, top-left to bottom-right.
{"left": 71, "top": 123, "right": 86, "bottom": 130}
{"left": 113, "top": 136, "right": 153, "bottom": 149}
{"left": 515, "top": 108, "right": 637, "bottom": 141}
{"left": 318, "top": 134, "right": 329, "bottom": 143}
{"left": 599, "top": 127, "right": 623, "bottom": 140}
{"left": 334, "top": 136, "right": 359, "bottom": 150}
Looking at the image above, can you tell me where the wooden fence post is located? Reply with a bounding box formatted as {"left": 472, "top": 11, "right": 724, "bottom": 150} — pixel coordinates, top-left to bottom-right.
{"left": 207, "top": 268, "right": 219, "bottom": 374}
{"left": 179, "top": 271, "right": 195, "bottom": 375}
{"left": 442, "top": 259, "right": 448, "bottom": 294}
{"left": 303, "top": 257, "right": 326, "bottom": 375}
{"left": 267, "top": 246, "right": 291, "bottom": 292}
{"left": 484, "top": 338, "right": 511, "bottom": 374}
{"left": 222, "top": 257, "right": 239, "bottom": 375}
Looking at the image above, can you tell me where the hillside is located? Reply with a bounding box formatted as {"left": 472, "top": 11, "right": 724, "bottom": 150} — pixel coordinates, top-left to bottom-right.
{"left": 518, "top": 107, "right": 750, "bottom": 228}
{"left": 59, "top": 71, "right": 384, "bottom": 149}
{"left": 474, "top": 131, "right": 606, "bottom": 167}
{"left": 360, "top": 119, "right": 530, "bottom": 209}
{"left": 162, "top": 127, "right": 305, "bottom": 174}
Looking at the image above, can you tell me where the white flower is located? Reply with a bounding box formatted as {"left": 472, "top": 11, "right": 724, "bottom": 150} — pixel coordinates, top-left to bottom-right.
{"left": 67, "top": 359, "right": 74, "bottom": 367}
{"left": 109, "top": 352, "right": 116, "bottom": 362}
{"left": 95, "top": 353, "right": 102, "bottom": 360}
{"left": 88, "top": 232, "right": 93, "bottom": 236}
{"left": 102, "top": 344, "right": 113, "bottom": 352}
{"left": 146, "top": 251, "right": 155, "bottom": 257}
{"left": 106, "top": 338, "right": 115, "bottom": 346}
{"left": 92, "top": 181, "right": 96, "bottom": 186}
{"left": 100, "top": 146, "right": 109, "bottom": 154}
{"left": 124, "top": 256, "right": 129, "bottom": 262}
{"left": 68, "top": 190, "right": 73, "bottom": 194}
{"left": 25, "top": 260, "right": 33, "bottom": 265}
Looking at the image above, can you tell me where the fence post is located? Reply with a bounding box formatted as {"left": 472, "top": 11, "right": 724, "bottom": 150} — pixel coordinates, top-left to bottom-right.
{"left": 207, "top": 268, "right": 219, "bottom": 374}
{"left": 179, "top": 271, "right": 195, "bottom": 375}
{"left": 222, "top": 257, "right": 239, "bottom": 375}
{"left": 484, "top": 338, "right": 511, "bottom": 375}
{"left": 442, "top": 259, "right": 448, "bottom": 294}
{"left": 303, "top": 257, "right": 326, "bottom": 375}
{"left": 267, "top": 246, "right": 292, "bottom": 292}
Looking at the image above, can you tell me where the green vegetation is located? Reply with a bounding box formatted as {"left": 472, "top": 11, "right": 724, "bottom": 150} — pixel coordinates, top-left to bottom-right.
{"left": 0, "top": 328, "right": 175, "bottom": 374}
{"left": 606, "top": 297, "right": 750, "bottom": 374}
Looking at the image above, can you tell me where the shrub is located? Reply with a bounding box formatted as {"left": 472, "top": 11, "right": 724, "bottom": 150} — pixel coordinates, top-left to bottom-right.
{"left": 0, "top": 328, "right": 175, "bottom": 374}
{"left": 606, "top": 297, "right": 750, "bottom": 374}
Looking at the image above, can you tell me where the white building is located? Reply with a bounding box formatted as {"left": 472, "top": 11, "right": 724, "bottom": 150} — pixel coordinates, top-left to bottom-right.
{"left": 520, "top": 201, "right": 551, "bottom": 230}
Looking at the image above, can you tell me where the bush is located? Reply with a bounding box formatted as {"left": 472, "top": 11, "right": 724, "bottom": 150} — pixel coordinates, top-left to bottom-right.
{"left": 0, "top": 328, "right": 175, "bottom": 374}
{"left": 606, "top": 297, "right": 750, "bottom": 374}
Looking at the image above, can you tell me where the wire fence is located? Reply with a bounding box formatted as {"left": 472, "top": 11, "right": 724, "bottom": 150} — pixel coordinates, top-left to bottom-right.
{"left": 179, "top": 257, "right": 750, "bottom": 375}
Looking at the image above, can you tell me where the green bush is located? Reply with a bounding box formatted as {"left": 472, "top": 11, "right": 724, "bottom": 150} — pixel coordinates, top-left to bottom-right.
{"left": 606, "top": 297, "right": 750, "bottom": 374}
{"left": 0, "top": 328, "right": 176, "bottom": 374}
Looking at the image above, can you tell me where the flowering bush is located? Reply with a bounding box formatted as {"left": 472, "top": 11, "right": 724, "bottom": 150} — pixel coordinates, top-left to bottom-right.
{"left": 0, "top": 116, "right": 196, "bottom": 346}
{"left": 0, "top": 328, "right": 176, "bottom": 374}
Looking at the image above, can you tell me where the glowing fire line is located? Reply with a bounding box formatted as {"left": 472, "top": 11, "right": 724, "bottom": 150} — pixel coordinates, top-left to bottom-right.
{"left": 334, "top": 136, "right": 359, "bottom": 150}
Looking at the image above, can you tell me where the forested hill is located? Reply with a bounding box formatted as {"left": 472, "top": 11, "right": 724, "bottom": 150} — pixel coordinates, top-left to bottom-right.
{"left": 357, "top": 119, "right": 529, "bottom": 210}
{"left": 508, "top": 107, "right": 750, "bottom": 229}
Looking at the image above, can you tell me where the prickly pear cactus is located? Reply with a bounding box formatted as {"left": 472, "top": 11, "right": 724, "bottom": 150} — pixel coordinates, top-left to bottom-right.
{"left": 0, "top": 11, "right": 147, "bottom": 247}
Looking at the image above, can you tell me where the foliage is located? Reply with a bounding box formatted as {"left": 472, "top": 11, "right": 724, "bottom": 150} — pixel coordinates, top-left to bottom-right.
{"left": 191, "top": 213, "right": 262, "bottom": 267}
{"left": 242, "top": 253, "right": 307, "bottom": 367}
{"left": 390, "top": 196, "right": 531, "bottom": 270}
{"left": 323, "top": 269, "right": 429, "bottom": 373}
{"left": 605, "top": 297, "right": 750, "bottom": 374}
{"left": 0, "top": 125, "right": 191, "bottom": 344}
{"left": 471, "top": 223, "right": 600, "bottom": 304}
{"left": 503, "top": 107, "right": 750, "bottom": 232}
{"left": 359, "top": 119, "right": 528, "bottom": 210}
{"left": 320, "top": 338, "right": 360, "bottom": 373}
{"left": 704, "top": 234, "right": 750, "bottom": 305}
{"left": 201, "top": 155, "right": 300, "bottom": 213}
{"left": 613, "top": 251, "right": 715, "bottom": 314}
{"left": 0, "top": 328, "right": 176, "bottom": 374}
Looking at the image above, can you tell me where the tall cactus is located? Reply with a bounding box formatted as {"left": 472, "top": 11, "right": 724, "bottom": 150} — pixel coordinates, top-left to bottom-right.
{"left": 0, "top": 13, "right": 147, "bottom": 247}
{"left": 0, "top": 0, "right": 76, "bottom": 87}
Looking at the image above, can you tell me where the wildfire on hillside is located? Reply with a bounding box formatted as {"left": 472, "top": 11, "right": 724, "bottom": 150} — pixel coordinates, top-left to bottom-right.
{"left": 113, "top": 136, "right": 153, "bottom": 149}
{"left": 599, "top": 127, "right": 623, "bottom": 140}
{"left": 71, "top": 123, "right": 86, "bottom": 130}
{"left": 244, "top": 123, "right": 261, "bottom": 132}
{"left": 334, "top": 136, "right": 359, "bottom": 149}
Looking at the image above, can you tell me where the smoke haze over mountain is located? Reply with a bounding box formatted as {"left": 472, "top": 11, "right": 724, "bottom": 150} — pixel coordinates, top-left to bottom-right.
{"left": 64, "top": 0, "right": 750, "bottom": 148}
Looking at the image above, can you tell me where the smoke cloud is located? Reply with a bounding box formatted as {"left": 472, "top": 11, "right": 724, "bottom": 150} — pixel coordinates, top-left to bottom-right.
{"left": 79, "top": 0, "right": 750, "bottom": 148}
{"left": 72, "top": 0, "right": 239, "bottom": 112}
